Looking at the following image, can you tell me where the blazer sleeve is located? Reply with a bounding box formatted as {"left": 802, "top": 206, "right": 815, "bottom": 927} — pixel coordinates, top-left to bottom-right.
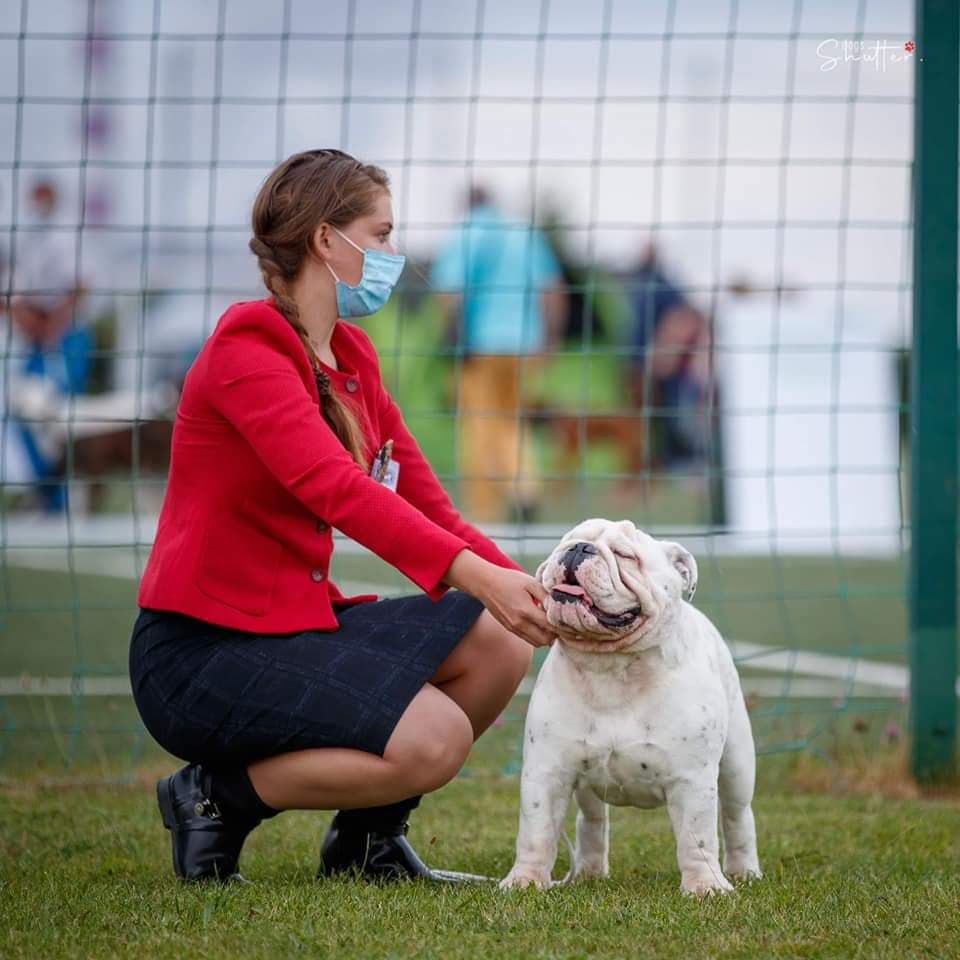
{"left": 369, "top": 350, "right": 526, "bottom": 575}
{"left": 205, "top": 321, "right": 471, "bottom": 601}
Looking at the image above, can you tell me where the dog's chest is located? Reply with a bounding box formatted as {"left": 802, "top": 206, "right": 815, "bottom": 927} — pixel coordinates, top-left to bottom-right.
{"left": 530, "top": 640, "right": 731, "bottom": 808}
{"left": 559, "top": 682, "right": 729, "bottom": 808}
{"left": 578, "top": 730, "right": 673, "bottom": 808}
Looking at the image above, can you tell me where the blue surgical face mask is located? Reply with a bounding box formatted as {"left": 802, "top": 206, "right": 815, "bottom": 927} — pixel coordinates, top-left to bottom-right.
{"left": 324, "top": 225, "right": 405, "bottom": 318}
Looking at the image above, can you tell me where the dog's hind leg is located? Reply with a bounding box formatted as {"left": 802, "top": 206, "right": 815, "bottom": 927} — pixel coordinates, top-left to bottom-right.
{"left": 573, "top": 785, "right": 609, "bottom": 879}
{"left": 718, "top": 692, "right": 762, "bottom": 882}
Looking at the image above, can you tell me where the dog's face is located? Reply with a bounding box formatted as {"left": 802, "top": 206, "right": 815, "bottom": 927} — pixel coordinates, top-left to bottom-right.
{"left": 537, "top": 518, "right": 698, "bottom": 653}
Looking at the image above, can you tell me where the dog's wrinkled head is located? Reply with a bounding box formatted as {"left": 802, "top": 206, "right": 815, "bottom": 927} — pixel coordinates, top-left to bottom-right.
{"left": 537, "top": 518, "right": 697, "bottom": 653}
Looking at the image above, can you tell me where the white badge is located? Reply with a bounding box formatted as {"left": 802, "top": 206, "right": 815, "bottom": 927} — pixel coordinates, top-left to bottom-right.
{"left": 379, "top": 459, "right": 400, "bottom": 491}
{"left": 370, "top": 439, "right": 399, "bottom": 491}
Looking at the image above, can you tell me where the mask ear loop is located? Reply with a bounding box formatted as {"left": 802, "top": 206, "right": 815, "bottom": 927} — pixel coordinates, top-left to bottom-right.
{"left": 324, "top": 260, "right": 342, "bottom": 284}
{"left": 326, "top": 225, "right": 367, "bottom": 285}
{"left": 332, "top": 224, "right": 365, "bottom": 255}
{"left": 309, "top": 223, "right": 345, "bottom": 284}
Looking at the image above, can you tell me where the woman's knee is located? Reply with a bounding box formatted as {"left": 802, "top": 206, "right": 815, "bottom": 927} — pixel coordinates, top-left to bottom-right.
{"left": 406, "top": 723, "right": 473, "bottom": 793}
{"left": 384, "top": 686, "right": 474, "bottom": 793}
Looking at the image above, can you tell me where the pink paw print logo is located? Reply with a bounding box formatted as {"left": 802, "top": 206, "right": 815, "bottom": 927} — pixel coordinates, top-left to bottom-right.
{"left": 904, "top": 40, "right": 915, "bottom": 53}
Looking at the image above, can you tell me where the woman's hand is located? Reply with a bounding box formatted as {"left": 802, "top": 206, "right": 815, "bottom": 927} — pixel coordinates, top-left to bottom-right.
{"left": 443, "top": 549, "right": 557, "bottom": 649}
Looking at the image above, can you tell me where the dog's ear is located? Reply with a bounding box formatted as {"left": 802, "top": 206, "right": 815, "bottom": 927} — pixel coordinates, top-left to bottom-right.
{"left": 660, "top": 540, "right": 698, "bottom": 601}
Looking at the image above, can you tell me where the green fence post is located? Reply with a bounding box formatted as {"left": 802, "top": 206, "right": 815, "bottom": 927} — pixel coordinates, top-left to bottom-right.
{"left": 910, "top": 0, "right": 959, "bottom": 783}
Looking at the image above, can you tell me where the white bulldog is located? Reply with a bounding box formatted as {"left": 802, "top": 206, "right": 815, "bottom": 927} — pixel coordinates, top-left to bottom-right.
{"left": 501, "top": 518, "right": 761, "bottom": 896}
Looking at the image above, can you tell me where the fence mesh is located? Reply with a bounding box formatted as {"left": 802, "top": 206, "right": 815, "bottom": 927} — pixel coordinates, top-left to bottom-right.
{"left": 0, "top": 0, "right": 920, "bottom": 781}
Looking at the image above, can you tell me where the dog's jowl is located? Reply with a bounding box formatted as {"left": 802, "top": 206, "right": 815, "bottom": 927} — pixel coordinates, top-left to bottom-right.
{"left": 500, "top": 518, "right": 762, "bottom": 896}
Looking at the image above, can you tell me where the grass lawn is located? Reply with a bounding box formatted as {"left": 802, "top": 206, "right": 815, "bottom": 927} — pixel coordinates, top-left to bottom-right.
{"left": 1, "top": 776, "right": 958, "bottom": 960}
{"left": 0, "top": 525, "right": 950, "bottom": 959}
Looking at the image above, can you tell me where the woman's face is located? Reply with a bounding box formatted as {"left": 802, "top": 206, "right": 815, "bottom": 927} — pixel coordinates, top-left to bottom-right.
{"left": 323, "top": 190, "right": 397, "bottom": 286}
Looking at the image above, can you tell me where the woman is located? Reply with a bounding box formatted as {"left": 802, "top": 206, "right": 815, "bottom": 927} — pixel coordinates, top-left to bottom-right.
{"left": 129, "top": 149, "right": 556, "bottom": 885}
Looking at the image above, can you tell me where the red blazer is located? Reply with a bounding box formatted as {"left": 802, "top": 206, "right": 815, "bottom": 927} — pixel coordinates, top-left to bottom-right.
{"left": 137, "top": 297, "right": 524, "bottom": 632}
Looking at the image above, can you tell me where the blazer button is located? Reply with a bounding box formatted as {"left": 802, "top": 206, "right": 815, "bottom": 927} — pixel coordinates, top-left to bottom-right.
{"left": 345, "top": 378, "right": 358, "bottom": 393}
{"left": 311, "top": 568, "right": 325, "bottom": 582}
{"left": 316, "top": 519, "right": 329, "bottom": 532}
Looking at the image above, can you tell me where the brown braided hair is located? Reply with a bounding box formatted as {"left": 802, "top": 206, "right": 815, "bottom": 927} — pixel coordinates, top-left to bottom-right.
{"left": 249, "top": 148, "right": 390, "bottom": 468}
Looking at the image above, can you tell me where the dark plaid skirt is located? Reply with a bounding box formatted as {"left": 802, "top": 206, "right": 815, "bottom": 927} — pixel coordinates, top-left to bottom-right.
{"left": 128, "top": 591, "right": 486, "bottom": 764}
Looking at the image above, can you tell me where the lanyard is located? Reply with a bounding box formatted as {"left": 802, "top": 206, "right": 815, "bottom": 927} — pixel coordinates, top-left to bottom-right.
{"left": 371, "top": 439, "right": 394, "bottom": 483}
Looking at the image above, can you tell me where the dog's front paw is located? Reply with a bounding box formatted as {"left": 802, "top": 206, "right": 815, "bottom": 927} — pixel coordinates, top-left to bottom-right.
{"left": 499, "top": 864, "right": 552, "bottom": 891}
{"left": 680, "top": 870, "right": 734, "bottom": 898}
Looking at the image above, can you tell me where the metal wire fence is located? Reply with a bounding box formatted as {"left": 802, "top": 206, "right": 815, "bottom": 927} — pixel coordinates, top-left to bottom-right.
{"left": 0, "top": 0, "right": 953, "bottom": 784}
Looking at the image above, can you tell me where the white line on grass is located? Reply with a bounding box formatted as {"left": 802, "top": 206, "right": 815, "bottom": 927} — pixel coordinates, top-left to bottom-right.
{"left": 0, "top": 673, "right": 922, "bottom": 699}
{"left": 5, "top": 645, "right": 955, "bottom": 699}
{"left": 0, "top": 676, "right": 132, "bottom": 696}
{"left": 730, "top": 641, "right": 914, "bottom": 691}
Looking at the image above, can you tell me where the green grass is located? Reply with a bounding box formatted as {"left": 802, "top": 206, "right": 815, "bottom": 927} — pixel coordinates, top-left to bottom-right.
{"left": 1, "top": 778, "right": 958, "bottom": 960}
{"left": 0, "top": 507, "right": 945, "bottom": 958}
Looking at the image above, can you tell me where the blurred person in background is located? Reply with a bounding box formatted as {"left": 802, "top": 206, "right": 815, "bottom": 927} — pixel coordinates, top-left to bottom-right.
{"left": 430, "top": 186, "right": 566, "bottom": 524}
{"left": 2, "top": 179, "right": 179, "bottom": 515}
{"left": 539, "top": 203, "right": 608, "bottom": 347}
{"left": 0, "top": 178, "right": 93, "bottom": 512}
{"left": 625, "top": 241, "right": 712, "bottom": 469}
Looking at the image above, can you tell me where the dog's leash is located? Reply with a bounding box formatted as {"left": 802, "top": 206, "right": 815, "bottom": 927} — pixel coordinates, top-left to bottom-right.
{"left": 430, "top": 867, "right": 497, "bottom": 883}
{"left": 429, "top": 832, "right": 577, "bottom": 886}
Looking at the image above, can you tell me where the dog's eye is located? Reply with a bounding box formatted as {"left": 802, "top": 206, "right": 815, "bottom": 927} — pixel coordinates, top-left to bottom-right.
{"left": 612, "top": 549, "right": 634, "bottom": 562}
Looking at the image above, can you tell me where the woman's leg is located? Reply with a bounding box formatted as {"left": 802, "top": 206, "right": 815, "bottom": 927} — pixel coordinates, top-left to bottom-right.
{"left": 311, "top": 612, "right": 532, "bottom": 882}
{"left": 429, "top": 608, "right": 533, "bottom": 739}
{"left": 246, "top": 682, "right": 473, "bottom": 812}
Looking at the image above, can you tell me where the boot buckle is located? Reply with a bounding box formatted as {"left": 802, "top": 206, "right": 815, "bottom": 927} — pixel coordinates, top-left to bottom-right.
{"left": 193, "top": 797, "right": 222, "bottom": 819}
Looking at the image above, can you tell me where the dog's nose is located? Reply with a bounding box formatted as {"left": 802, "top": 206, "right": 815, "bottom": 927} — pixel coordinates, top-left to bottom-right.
{"left": 562, "top": 541, "right": 599, "bottom": 577}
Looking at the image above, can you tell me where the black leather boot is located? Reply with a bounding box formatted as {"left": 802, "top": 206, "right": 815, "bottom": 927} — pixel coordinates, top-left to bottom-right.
{"left": 156, "top": 762, "right": 275, "bottom": 883}
{"left": 316, "top": 798, "right": 491, "bottom": 884}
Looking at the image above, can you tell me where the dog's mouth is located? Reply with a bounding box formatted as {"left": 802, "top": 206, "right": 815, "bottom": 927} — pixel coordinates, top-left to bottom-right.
{"left": 549, "top": 582, "right": 645, "bottom": 630}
